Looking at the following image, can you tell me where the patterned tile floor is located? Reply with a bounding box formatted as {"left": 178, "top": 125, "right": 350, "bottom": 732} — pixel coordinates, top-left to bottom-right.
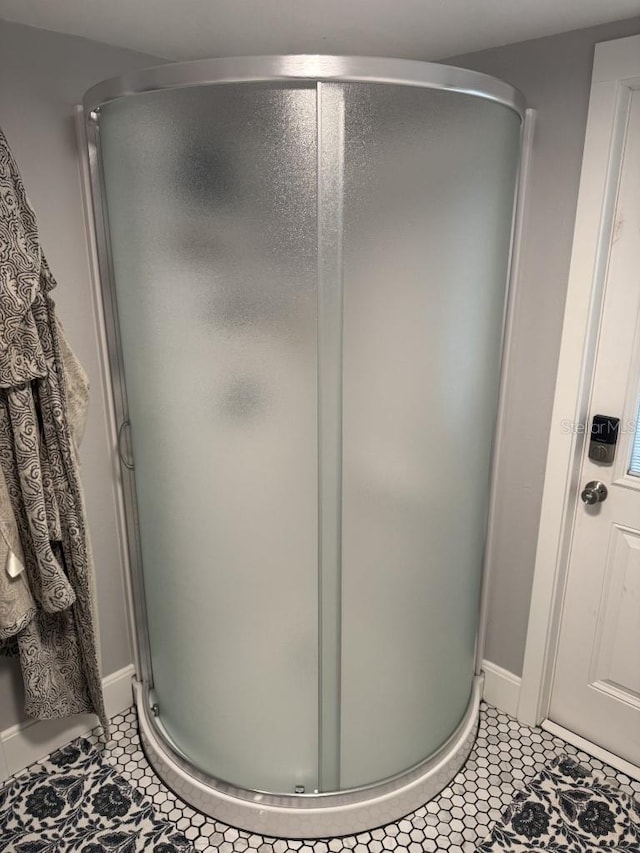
{"left": 13, "top": 702, "right": 640, "bottom": 852}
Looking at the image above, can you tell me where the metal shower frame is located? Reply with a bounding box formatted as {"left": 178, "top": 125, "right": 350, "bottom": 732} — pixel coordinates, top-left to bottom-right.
{"left": 78, "top": 54, "right": 530, "bottom": 831}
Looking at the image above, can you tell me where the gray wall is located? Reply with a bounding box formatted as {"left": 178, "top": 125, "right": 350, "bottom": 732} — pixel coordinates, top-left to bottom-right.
{"left": 2, "top": 16, "right": 640, "bottom": 732}
{"left": 448, "top": 16, "right": 640, "bottom": 676}
{"left": 0, "top": 21, "right": 160, "bottom": 729}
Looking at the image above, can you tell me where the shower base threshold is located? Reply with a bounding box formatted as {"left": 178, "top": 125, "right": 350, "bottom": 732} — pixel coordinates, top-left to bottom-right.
{"left": 134, "top": 676, "right": 481, "bottom": 838}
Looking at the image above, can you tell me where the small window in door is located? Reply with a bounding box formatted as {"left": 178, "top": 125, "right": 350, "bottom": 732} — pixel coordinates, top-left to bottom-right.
{"left": 630, "top": 400, "right": 640, "bottom": 476}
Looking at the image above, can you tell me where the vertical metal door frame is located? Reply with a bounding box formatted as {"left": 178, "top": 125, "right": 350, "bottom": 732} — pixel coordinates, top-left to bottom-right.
{"left": 473, "top": 107, "right": 537, "bottom": 674}
{"left": 78, "top": 106, "right": 154, "bottom": 688}
{"left": 316, "top": 81, "right": 345, "bottom": 791}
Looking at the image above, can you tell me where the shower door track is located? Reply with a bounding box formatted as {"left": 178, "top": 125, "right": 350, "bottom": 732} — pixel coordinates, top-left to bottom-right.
{"left": 135, "top": 677, "right": 482, "bottom": 836}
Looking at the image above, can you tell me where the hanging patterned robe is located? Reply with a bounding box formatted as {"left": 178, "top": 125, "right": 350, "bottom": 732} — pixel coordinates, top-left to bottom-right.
{"left": 0, "top": 126, "right": 107, "bottom": 733}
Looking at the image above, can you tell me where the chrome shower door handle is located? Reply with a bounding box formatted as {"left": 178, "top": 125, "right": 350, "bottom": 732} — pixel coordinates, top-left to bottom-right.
{"left": 117, "top": 419, "right": 135, "bottom": 470}
{"left": 580, "top": 480, "right": 607, "bottom": 505}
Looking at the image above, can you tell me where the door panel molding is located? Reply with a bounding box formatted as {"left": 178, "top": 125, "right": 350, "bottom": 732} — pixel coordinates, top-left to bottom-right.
{"left": 518, "top": 35, "right": 640, "bottom": 728}
{"left": 588, "top": 524, "right": 640, "bottom": 700}
{"left": 591, "top": 681, "right": 640, "bottom": 710}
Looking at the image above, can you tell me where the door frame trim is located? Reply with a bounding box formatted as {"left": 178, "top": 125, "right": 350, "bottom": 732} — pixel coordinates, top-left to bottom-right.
{"left": 518, "top": 33, "right": 640, "bottom": 728}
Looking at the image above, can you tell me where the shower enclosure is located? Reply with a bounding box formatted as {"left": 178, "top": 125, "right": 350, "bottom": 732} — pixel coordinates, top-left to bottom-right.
{"left": 83, "top": 56, "right": 523, "bottom": 836}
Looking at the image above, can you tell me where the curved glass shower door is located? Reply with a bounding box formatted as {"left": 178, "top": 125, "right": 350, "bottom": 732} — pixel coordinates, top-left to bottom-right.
{"left": 99, "top": 84, "right": 321, "bottom": 794}
{"left": 339, "top": 83, "right": 520, "bottom": 788}
{"left": 96, "top": 72, "right": 521, "bottom": 796}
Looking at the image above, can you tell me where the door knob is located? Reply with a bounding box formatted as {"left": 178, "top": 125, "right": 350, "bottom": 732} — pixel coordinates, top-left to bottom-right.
{"left": 580, "top": 480, "right": 608, "bottom": 505}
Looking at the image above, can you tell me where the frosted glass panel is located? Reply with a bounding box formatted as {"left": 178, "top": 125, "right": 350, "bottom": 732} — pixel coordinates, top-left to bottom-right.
{"left": 99, "top": 84, "right": 319, "bottom": 793}
{"left": 95, "top": 72, "right": 522, "bottom": 799}
{"left": 339, "top": 84, "right": 521, "bottom": 788}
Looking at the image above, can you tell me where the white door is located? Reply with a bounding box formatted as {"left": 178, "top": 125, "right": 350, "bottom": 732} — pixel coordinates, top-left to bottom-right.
{"left": 549, "top": 81, "right": 640, "bottom": 765}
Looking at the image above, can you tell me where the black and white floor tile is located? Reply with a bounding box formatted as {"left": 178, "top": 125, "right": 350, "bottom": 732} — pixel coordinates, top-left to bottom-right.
{"left": 5, "top": 702, "right": 640, "bottom": 853}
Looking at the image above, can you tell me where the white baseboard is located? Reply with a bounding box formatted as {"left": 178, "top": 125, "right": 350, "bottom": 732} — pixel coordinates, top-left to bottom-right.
{"left": 481, "top": 659, "right": 522, "bottom": 718}
{"left": 0, "top": 663, "right": 135, "bottom": 782}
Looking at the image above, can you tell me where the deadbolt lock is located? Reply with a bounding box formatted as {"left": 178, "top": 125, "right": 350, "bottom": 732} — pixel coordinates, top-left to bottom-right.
{"left": 588, "top": 415, "right": 619, "bottom": 464}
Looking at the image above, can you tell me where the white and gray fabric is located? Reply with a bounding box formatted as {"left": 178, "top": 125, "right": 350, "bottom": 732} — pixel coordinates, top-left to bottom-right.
{"left": 0, "top": 457, "right": 36, "bottom": 641}
{"left": 476, "top": 755, "right": 640, "bottom": 852}
{"left": 0, "top": 736, "right": 194, "bottom": 852}
{"left": 0, "top": 126, "right": 107, "bottom": 732}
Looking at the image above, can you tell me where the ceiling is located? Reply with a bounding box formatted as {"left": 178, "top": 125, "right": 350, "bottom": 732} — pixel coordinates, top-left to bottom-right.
{"left": 1, "top": 0, "right": 639, "bottom": 62}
